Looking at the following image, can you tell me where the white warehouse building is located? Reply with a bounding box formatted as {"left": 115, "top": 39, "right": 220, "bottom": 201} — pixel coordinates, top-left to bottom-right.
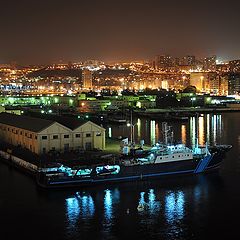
{"left": 0, "top": 113, "right": 105, "bottom": 155}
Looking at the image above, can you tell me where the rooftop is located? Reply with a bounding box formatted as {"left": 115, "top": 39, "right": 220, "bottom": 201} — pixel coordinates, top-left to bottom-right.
{"left": 0, "top": 112, "right": 104, "bottom": 132}
{"left": 0, "top": 112, "right": 55, "bottom": 132}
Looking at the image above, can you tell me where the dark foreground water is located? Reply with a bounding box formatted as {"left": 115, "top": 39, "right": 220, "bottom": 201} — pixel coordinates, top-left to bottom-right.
{"left": 1, "top": 112, "right": 240, "bottom": 240}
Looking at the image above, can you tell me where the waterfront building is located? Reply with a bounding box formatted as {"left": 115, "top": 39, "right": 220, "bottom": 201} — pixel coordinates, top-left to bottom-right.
{"left": 0, "top": 106, "right": 22, "bottom": 115}
{"left": 78, "top": 99, "right": 111, "bottom": 112}
{"left": 0, "top": 113, "right": 105, "bottom": 155}
{"left": 0, "top": 95, "right": 77, "bottom": 108}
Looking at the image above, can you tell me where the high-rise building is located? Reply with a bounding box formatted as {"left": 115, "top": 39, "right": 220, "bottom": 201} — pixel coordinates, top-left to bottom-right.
{"left": 179, "top": 55, "right": 196, "bottom": 66}
{"left": 208, "top": 72, "right": 219, "bottom": 94}
{"left": 155, "top": 55, "right": 174, "bottom": 69}
{"left": 228, "top": 73, "right": 240, "bottom": 95}
{"left": 229, "top": 60, "right": 240, "bottom": 73}
{"left": 190, "top": 72, "right": 207, "bottom": 92}
{"left": 191, "top": 72, "right": 220, "bottom": 94}
{"left": 216, "top": 63, "right": 230, "bottom": 73}
{"left": 82, "top": 69, "right": 93, "bottom": 89}
{"left": 203, "top": 56, "right": 217, "bottom": 71}
{"left": 218, "top": 74, "right": 229, "bottom": 95}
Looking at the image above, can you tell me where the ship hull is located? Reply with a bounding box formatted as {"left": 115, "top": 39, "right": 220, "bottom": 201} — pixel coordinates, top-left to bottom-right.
{"left": 36, "top": 146, "right": 230, "bottom": 189}
{"left": 37, "top": 155, "right": 221, "bottom": 188}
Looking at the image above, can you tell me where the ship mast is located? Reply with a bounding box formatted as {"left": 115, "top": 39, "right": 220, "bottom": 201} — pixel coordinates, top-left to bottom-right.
{"left": 162, "top": 122, "right": 173, "bottom": 145}
{"left": 196, "top": 113, "right": 199, "bottom": 149}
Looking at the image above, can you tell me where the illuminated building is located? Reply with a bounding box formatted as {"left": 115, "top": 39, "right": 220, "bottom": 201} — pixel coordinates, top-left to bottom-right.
{"left": 0, "top": 113, "right": 105, "bottom": 154}
{"left": 218, "top": 74, "right": 229, "bottom": 95}
{"left": 190, "top": 72, "right": 208, "bottom": 92}
{"left": 78, "top": 99, "right": 111, "bottom": 112}
{"left": 203, "top": 56, "right": 216, "bottom": 71}
{"left": 162, "top": 80, "right": 169, "bottom": 89}
{"left": 179, "top": 55, "right": 196, "bottom": 67}
{"left": 208, "top": 72, "right": 219, "bottom": 94}
{"left": 229, "top": 60, "right": 240, "bottom": 73}
{"left": 216, "top": 63, "right": 230, "bottom": 72}
{"left": 228, "top": 73, "right": 240, "bottom": 95}
{"left": 82, "top": 69, "right": 93, "bottom": 89}
{"left": 189, "top": 72, "right": 222, "bottom": 93}
{"left": 155, "top": 55, "right": 174, "bottom": 69}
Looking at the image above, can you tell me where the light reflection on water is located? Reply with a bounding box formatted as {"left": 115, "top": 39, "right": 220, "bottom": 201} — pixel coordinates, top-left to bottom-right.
{"left": 150, "top": 120, "right": 156, "bottom": 145}
{"left": 165, "top": 191, "right": 185, "bottom": 223}
{"left": 63, "top": 113, "right": 235, "bottom": 239}
{"left": 138, "top": 189, "right": 161, "bottom": 215}
{"left": 198, "top": 116, "right": 204, "bottom": 145}
{"left": 181, "top": 124, "right": 187, "bottom": 144}
{"left": 64, "top": 186, "right": 195, "bottom": 239}
{"left": 190, "top": 116, "right": 196, "bottom": 147}
{"left": 65, "top": 196, "right": 80, "bottom": 228}
{"left": 2, "top": 113, "right": 239, "bottom": 240}
{"left": 65, "top": 192, "right": 95, "bottom": 235}
{"left": 148, "top": 189, "right": 161, "bottom": 214}
{"left": 104, "top": 189, "right": 113, "bottom": 221}
{"left": 108, "top": 113, "right": 224, "bottom": 147}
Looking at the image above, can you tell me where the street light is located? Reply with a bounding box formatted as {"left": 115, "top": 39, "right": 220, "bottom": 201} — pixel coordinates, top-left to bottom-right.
{"left": 127, "top": 111, "right": 138, "bottom": 147}
{"left": 191, "top": 97, "right": 196, "bottom": 107}
{"left": 127, "top": 122, "right": 138, "bottom": 148}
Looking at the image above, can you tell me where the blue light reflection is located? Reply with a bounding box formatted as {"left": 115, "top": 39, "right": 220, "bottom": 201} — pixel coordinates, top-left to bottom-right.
{"left": 65, "top": 192, "right": 95, "bottom": 230}
{"left": 104, "top": 189, "right": 113, "bottom": 221}
{"left": 137, "top": 189, "right": 160, "bottom": 215}
{"left": 165, "top": 191, "right": 185, "bottom": 223}
{"left": 66, "top": 197, "right": 80, "bottom": 227}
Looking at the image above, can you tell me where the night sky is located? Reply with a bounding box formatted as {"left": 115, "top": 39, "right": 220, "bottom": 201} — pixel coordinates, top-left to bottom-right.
{"left": 1, "top": 0, "right": 240, "bottom": 64}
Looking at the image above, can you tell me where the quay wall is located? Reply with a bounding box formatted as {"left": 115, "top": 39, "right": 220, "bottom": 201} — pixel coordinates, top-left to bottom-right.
{"left": 135, "top": 107, "right": 240, "bottom": 116}
{"left": 0, "top": 150, "right": 38, "bottom": 175}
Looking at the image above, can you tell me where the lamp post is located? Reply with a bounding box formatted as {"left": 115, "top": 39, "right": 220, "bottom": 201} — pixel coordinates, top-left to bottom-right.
{"left": 127, "top": 110, "right": 138, "bottom": 148}
{"left": 127, "top": 122, "right": 138, "bottom": 148}
{"left": 191, "top": 97, "right": 196, "bottom": 107}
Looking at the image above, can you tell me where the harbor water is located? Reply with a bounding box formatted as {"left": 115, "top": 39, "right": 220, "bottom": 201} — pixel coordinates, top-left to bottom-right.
{"left": 1, "top": 112, "right": 240, "bottom": 240}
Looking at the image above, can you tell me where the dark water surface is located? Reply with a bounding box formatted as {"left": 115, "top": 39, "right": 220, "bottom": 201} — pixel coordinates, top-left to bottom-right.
{"left": 1, "top": 112, "right": 240, "bottom": 240}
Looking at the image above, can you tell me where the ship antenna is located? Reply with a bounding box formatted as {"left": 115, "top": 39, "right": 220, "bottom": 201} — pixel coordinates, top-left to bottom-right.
{"left": 162, "top": 122, "right": 171, "bottom": 145}
{"left": 170, "top": 128, "right": 174, "bottom": 145}
{"left": 196, "top": 113, "right": 199, "bottom": 149}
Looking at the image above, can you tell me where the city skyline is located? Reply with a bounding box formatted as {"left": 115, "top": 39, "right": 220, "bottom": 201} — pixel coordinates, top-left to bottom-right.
{"left": 1, "top": 0, "right": 240, "bottom": 64}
